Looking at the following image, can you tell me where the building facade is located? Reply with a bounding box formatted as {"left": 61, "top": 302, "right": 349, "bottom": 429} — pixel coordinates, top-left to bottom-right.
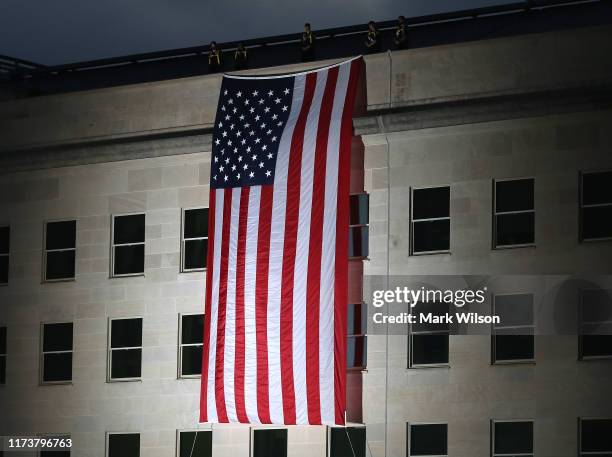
{"left": 1, "top": 8, "right": 612, "bottom": 457}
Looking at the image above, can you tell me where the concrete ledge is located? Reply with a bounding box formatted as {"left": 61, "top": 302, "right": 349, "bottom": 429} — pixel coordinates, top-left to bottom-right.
{"left": 0, "top": 131, "right": 212, "bottom": 173}
{"left": 354, "top": 83, "right": 612, "bottom": 135}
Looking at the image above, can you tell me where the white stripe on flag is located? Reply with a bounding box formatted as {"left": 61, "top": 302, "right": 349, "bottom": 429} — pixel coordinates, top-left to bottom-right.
{"left": 292, "top": 70, "right": 328, "bottom": 425}
{"left": 206, "top": 188, "right": 225, "bottom": 423}
{"left": 223, "top": 186, "right": 242, "bottom": 422}
{"left": 267, "top": 74, "right": 306, "bottom": 424}
{"left": 244, "top": 186, "right": 261, "bottom": 424}
{"left": 319, "top": 62, "right": 350, "bottom": 424}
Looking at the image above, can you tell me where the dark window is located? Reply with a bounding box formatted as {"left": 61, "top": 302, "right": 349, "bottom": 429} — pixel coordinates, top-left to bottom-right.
{"left": 0, "top": 226, "right": 9, "bottom": 285}
{"left": 253, "top": 429, "right": 287, "bottom": 457}
{"left": 494, "top": 178, "right": 535, "bottom": 247}
{"left": 182, "top": 208, "right": 209, "bottom": 272}
{"left": 493, "top": 421, "right": 533, "bottom": 457}
{"left": 180, "top": 314, "right": 204, "bottom": 377}
{"left": 347, "top": 303, "right": 367, "bottom": 369}
{"left": 41, "top": 322, "right": 73, "bottom": 383}
{"left": 44, "top": 220, "right": 76, "bottom": 281}
{"left": 579, "top": 289, "right": 612, "bottom": 360}
{"left": 581, "top": 171, "right": 612, "bottom": 241}
{"left": 330, "top": 427, "right": 366, "bottom": 457}
{"left": 409, "top": 302, "right": 449, "bottom": 367}
{"left": 0, "top": 326, "right": 6, "bottom": 384}
{"left": 349, "top": 194, "right": 369, "bottom": 258}
{"left": 411, "top": 187, "right": 450, "bottom": 254}
{"left": 580, "top": 419, "right": 612, "bottom": 456}
{"left": 109, "top": 318, "right": 142, "bottom": 380}
{"left": 492, "top": 294, "right": 535, "bottom": 363}
{"left": 408, "top": 423, "right": 447, "bottom": 456}
{"left": 41, "top": 450, "right": 70, "bottom": 457}
{"left": 112, "top": 214, "right": 145, "bottom": 276}
{"left": 40, "top": 435, "right": 71, "bottom": 456}
{"left": 107, "top": 433, "right": 139, "bottom": 457}
{"left": 178, "top": 431, "right": 212, "bottom": 457}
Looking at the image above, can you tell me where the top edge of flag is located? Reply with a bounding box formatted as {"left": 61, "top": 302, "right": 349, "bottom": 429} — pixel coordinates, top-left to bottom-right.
{"left": 223, "top": 55, "right": 362, "bottom": 80}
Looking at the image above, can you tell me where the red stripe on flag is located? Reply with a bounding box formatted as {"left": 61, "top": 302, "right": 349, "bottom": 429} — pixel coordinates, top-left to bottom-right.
{"left": 334, "top": 59, "right": 361, "bottom": 425}
{"left": 215, "top": 187, "right": 233, "bottom": 423}
{"left": 279, "top": 72, "right": 317, "bottom": 425}
{"left": 306, "top": 67, "right": 339, "bottom": 425}
{"left": 200, "top": 190, "right": 217, "bottom": 422}
{"left": 255, "top": 185, "right": 273, "bottom": 424}
{"left": 234, "top": 187, "right": 250, "bottom": 423}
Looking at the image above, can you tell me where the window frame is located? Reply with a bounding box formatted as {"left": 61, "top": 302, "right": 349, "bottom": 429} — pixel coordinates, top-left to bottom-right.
{"left": 181, "top": 207, "right": 209, "bottom": 273}
{"left": 42, "top": 219, "right": 77, "bottom": 283}
{"left": 107, "top": 317, "right": 143, "bottom": 382}
{"left": 491, "top": 293, "right": 535, "bottom": 365}
{"left": 0, "top": 224, "right": 9, "bottom": 286}
{"left": 176, "top": 428, "right": 213, "bottom": 457}
{"left": 349, "top": 192, "right": 369, "bottom": 260}
{"left": 327, "top": 425, "right": 367, "bottom": 457}
{"left": 110, "top": 213, "right": 146, "bottom": 278}
{"left": 250, "top": 426, "right": 288, "bottom": 457}
{"left": 105, "top": 432, "right": 140, "bottom": 457}
{"left": 406, "top": 422, "right": 448, "bottom": 457}
{"left": 491, "top": 419, "right": 534, "bottom": 457}
{"left": 492, "top": 177, "right": 536, "bottom": 249}
{"left": 347, "top": 302, "right": 367, "bottom": 371}
{"left": 40, "top": 321, "right": 74, "bottom": 385}
{"left": 579, "top": 417, "right": 612, "bottom": 457}
{"left": 410, "top": 185, "right": 451, "bottom": 256}
{"left": 408, "top": 304, "right": 450, "bottom": 369}
{"left": 578, "top": 288, "right": 612, "bottom": 361}
{"left": 178, "top": 313, "right": 204, "bottom": 379}
{"left": 579, "top": 169, "right": 612, "bottom": 243}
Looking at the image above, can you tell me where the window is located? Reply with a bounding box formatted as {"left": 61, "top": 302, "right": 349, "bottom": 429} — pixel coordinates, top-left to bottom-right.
{"left": 182, "top": 208, "right": 209, "bottom": 272}
{"left": 108, "top": 318, "right": 142, "bottom": 381}
{"left": 111, "top": 214, "right": 145, "bottom": 277}
{"left": 0, "top": 226, "right": 9, "bottom": 285}
{"left": 493, "top": 178, "right": 535, "bottom": 248}
{"left": 179, "top": 314, "right": 204, "bottom": 378}
{"left": 106, "top": 433, "right": 139, "bottom": 457}
{"left": 329, "top": 427, "right": 366, "bottom": 457}
{"left": 40, "top": 448, "right": 70, "bottom": 457}
{"left": 580, "top": 418, "right": 612, "bottom": 456}
{"left": 579, "top": 289, "right": 612, "bottom": 360}
{"left": 492, "top": 420, "right": 533, "bottom": 457}
{"left": 492, "top": 294, "right": 534, "bottom": 363}
{"left": 43, "top": 220, "right": 76, "bottom": 281}
{"left": 253, "top": 429, "right": 287, "bottom": 457}
{"left": 41, "top": 322, "right": 73, "bottom": 384}
{"left": 411, "top": 187, "right": 450, "bottom": 254}
{"left": 409, "top": 302, "right": 449, "bottom": 368}
{"left": 349, "top": 194, "right": 369, "bottom": 258}
{"left": 0, "top": 326, "right": 6, "bottom": 384}
{"left": 581, "top": 170, "right": 612, "bottom": 241}
{"left": 177, "top": 430, "right": 212, "bottom": 457}
{"left": 38, "top": 435, "right": 71, "bottom": 456}
{"left": 407, "top": 423, "right": 447, "bottom": 456}
{"left": 347, "top": 303, "right": 367, "bottom": 369}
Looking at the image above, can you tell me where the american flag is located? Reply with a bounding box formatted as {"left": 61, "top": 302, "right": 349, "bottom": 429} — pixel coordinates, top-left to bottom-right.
{"left": 200, "top": 57, "right": 362, "bottom": 426}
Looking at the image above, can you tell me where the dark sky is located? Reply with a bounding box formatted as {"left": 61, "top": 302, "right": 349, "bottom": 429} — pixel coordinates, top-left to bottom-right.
{"left": 2, "top": 0, "right": 507, "bottom": 66}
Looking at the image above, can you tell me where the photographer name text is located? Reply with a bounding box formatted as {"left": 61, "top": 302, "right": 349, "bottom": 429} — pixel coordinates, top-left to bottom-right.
{"left": 372, "top": 311, "right": 499, "bottom": 324}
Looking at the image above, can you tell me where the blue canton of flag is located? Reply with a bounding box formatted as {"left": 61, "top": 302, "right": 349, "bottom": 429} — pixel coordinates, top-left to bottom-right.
{"left": 211, "top": 77, "right": 294, "bottom": 188}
